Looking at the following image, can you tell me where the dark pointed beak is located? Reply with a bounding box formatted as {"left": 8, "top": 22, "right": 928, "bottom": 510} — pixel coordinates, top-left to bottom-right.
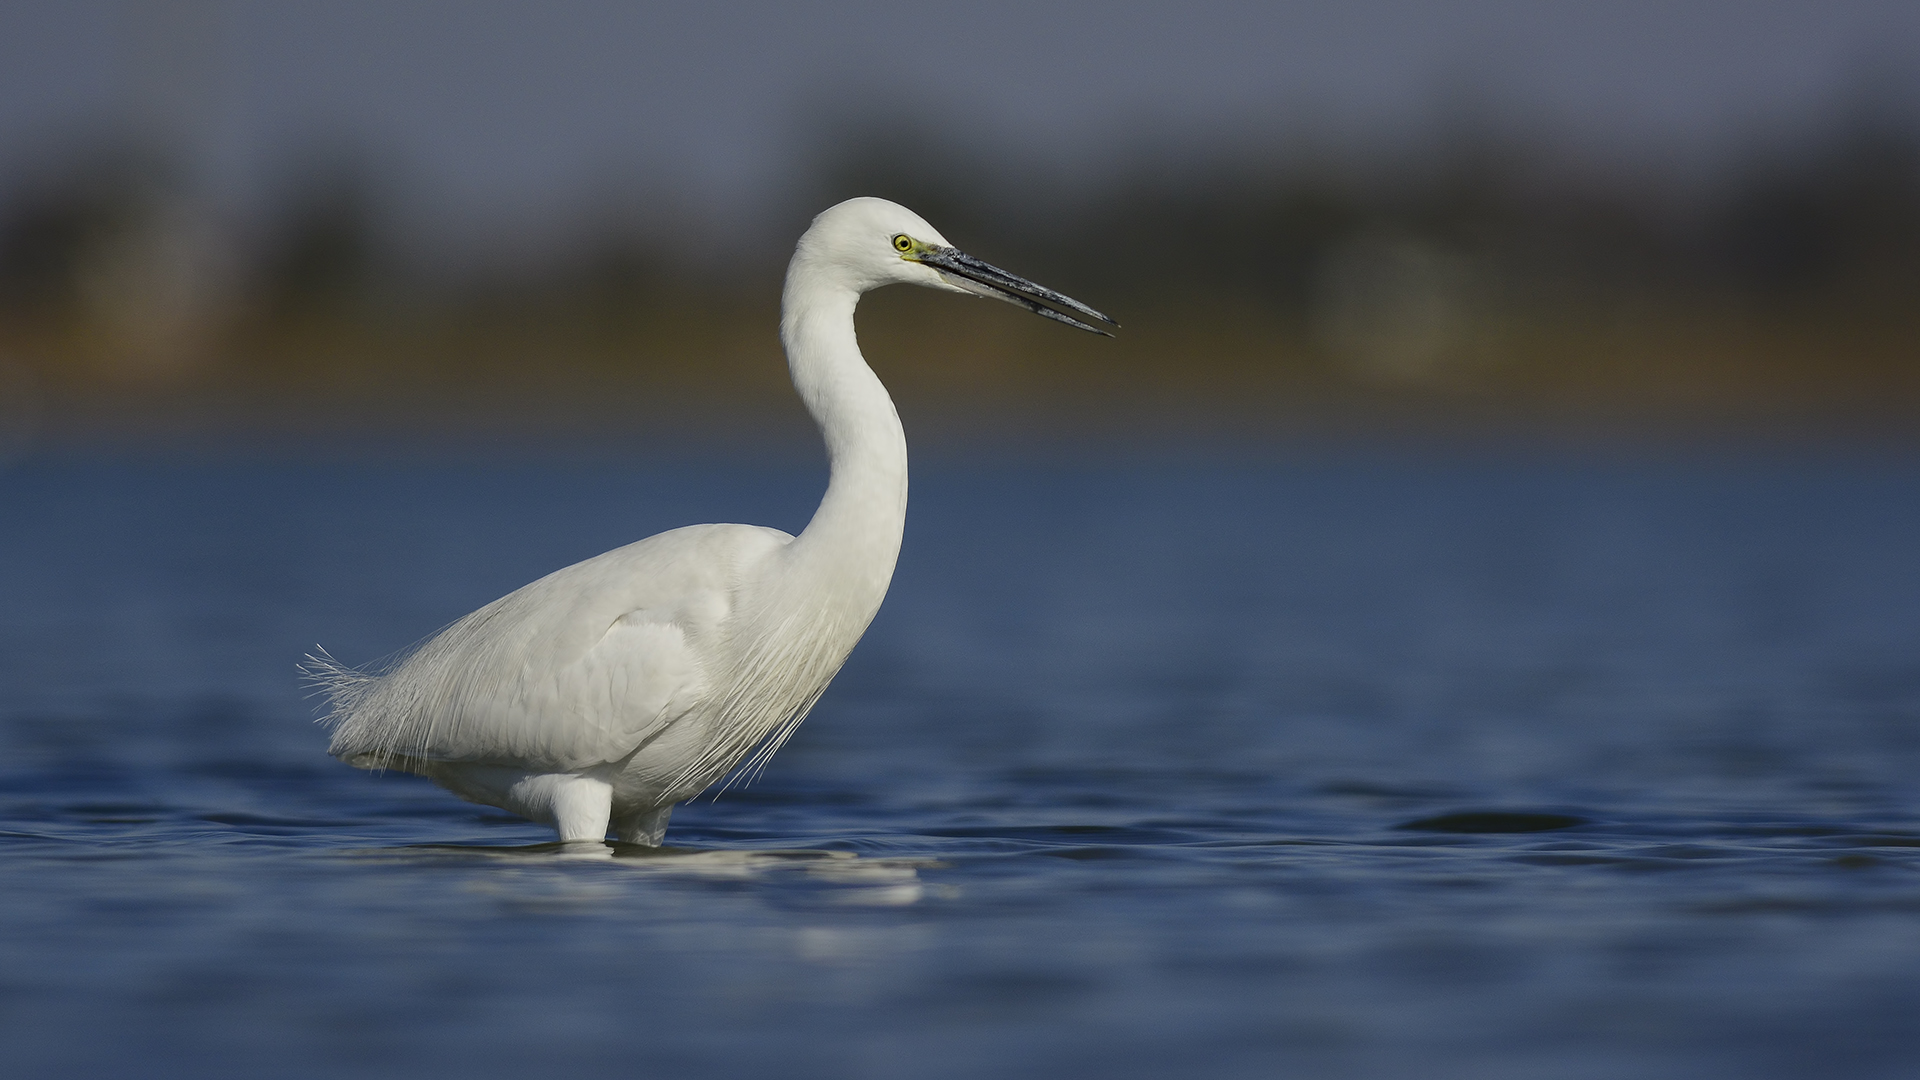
{"left": 913, "top": 247, "right": 1119, "bottom": 336}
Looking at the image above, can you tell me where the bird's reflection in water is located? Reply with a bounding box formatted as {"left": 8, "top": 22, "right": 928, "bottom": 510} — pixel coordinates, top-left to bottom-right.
{"left": 351, "top": 843, "right": 939, "bottom": 905}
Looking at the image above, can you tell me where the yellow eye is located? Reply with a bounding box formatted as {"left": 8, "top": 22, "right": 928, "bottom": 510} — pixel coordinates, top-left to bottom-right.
{"left": 892, "top": 234, "right": 914, "bottom": 253}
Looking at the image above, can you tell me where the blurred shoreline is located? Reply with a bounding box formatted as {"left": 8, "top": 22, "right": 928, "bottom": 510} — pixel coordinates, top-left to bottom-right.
{"left": 3, "top": 101, "right": 1917, "bottom": 454}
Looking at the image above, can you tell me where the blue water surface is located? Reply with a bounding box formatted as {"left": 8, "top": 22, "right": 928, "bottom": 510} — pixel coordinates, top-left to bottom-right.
{"left": 2, "top": 447, "right": 1918, "bottom": 1079}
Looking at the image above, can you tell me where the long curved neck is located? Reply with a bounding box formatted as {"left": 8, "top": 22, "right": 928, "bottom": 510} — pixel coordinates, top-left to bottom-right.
{"left": 778, "top": 268, "right": 908, "bottom": 618}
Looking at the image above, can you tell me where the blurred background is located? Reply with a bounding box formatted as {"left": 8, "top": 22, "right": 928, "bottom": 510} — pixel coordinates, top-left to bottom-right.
{"left": 0, "top": 0, "right": 1916, "bottom": 449}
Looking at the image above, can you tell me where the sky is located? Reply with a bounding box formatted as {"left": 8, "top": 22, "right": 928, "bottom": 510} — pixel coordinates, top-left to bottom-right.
{"left": 0, "top": 1, "right": 1916, "bottom": 258}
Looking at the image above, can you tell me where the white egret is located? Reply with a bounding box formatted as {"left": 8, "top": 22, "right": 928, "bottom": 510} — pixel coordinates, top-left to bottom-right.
{"left": 308, "top": 197, "right": 1116, "bottom": 845}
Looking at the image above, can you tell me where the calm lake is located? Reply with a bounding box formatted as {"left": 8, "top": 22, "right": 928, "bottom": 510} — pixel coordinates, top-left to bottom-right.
{"left": 3, "top": 447, "right": 1918, "bottom": 1079}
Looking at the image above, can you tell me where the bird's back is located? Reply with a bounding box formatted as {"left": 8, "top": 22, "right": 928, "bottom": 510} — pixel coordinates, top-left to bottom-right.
{"left": 314, "top": 522, "right": 794, "bottom": 776}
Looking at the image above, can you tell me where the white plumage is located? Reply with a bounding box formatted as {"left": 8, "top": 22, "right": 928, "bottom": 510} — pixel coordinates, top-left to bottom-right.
{"left": 309, "top": 197, "right": 1115, "bottom": 846}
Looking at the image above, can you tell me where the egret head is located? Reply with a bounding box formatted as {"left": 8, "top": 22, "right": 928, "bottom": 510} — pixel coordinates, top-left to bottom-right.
{"left": 794, "top": 197, "right": 1117, "bottom": 335}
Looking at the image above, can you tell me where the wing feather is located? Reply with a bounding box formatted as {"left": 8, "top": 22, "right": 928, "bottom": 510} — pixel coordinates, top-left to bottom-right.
{"left": 314, "top": 523, "right": 790, "bottom": 773}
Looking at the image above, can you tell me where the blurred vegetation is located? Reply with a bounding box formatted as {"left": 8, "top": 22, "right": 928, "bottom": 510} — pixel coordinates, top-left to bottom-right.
{"left": 2, "top": 102, "right": 1918, "bottom": 444}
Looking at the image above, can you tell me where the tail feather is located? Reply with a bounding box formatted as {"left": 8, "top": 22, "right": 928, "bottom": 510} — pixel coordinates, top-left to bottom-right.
{"left": 301, "top": 648, "right": 377, "bottom": 725}
{"left": 300, "top": 646, "right": 397, "bottom": 769}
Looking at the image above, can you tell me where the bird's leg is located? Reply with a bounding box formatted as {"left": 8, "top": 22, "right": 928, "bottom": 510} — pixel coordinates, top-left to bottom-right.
{"left": 505, "top": 773, "right": 613, "bottom": 843}
{"left": 550, "top": 778, "right": 614, "bottom": 843}
{"left": 612, "top": 805, "right": 673, "bottom": 846}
